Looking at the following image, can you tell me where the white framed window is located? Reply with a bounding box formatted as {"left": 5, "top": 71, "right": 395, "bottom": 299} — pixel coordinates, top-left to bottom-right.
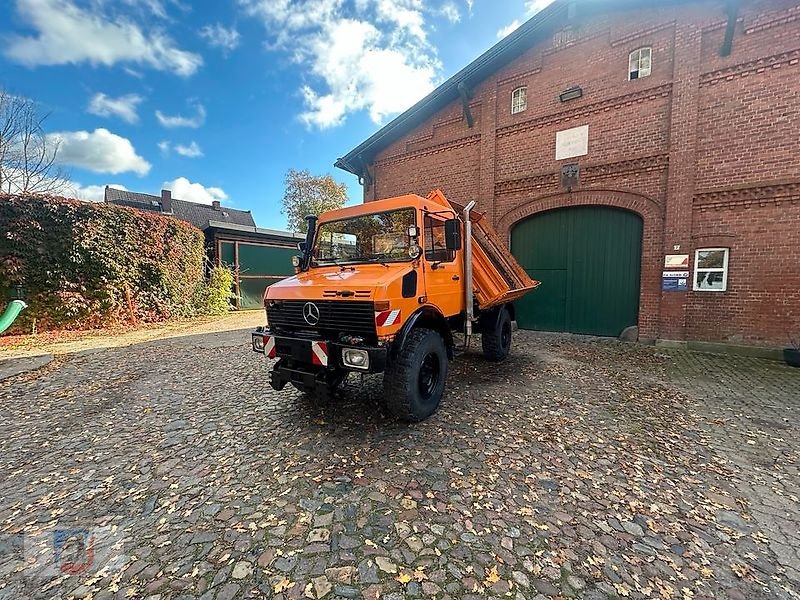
{"left": 693, "top": 248, "right": 729, "bottom": 292}
{"left": 628, "top": 47, "right": 652, "bottom": 80}
{"left": 511, "top": 86, "right": 528, "bottom": 114}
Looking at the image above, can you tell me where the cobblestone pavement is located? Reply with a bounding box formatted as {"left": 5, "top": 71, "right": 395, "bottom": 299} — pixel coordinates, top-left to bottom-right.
{"left": 0, "top": 330, "right": 798, "bottom": 600}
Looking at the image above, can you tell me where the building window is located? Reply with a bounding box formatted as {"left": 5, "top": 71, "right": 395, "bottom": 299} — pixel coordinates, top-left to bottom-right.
{"left": 628, "top": 47, "right": 652, "bottom": 80}
{"left": 694, "top": 248, "right": 729, "bottom": 292}
{"left": 511, "top": 86, "right": 527, "bottom": 114}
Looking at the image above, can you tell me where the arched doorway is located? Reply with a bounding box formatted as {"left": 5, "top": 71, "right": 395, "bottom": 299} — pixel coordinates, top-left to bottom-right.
{"left": 511, "top": 205, "right": 643, "bottom": 337}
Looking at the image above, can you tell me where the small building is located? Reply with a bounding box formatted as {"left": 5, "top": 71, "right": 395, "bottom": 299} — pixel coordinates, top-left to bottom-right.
{"left": 105, "top": 187, "right": 302, "bottom": 309}
{"left": 336, "top": 0, "right": 800, "bottom": 348}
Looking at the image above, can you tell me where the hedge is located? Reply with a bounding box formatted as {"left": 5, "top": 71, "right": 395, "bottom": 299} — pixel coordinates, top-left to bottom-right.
{"left": 0, "top": 193, "right": 232, "bottom": 333}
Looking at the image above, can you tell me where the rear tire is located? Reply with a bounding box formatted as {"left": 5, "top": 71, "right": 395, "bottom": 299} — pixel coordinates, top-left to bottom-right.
{"left": 481, "top": 306, "right": 512, "bottom": 362}
{"left": 384, "top": 328, "right": 448, "bottom": 422}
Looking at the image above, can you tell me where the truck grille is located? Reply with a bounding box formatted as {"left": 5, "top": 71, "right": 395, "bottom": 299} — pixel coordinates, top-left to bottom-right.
{"left": 266, "top": 300, "right": 377, "bottom": 342}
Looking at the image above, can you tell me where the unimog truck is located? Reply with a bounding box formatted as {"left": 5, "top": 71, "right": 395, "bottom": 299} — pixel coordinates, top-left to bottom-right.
{"left": 251, "top": 190, "right": 538, "bottom": 422}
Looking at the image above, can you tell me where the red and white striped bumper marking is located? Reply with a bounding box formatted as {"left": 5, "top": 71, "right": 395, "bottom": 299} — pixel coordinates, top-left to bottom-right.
{"left": 264, "top": 335, "right": 276, "bottom": 359}
{"left": 375, "top": 309, "right": 401, "bottom": 327}
{"left": 311, "top": 341, "right": 328, "bottom": 366}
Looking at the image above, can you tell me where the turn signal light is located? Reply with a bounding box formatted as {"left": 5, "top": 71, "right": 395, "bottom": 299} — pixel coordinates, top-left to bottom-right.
{"left": 374, "top": 300, "right": 390, "bottom": 311}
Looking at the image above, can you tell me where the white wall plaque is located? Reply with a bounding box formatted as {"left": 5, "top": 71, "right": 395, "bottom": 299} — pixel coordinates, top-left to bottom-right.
{"left": 555, "top": 125, "right": 589, "bottom": 160}
{"left": 664, "top": 254, "right": 690, "bottom": 268}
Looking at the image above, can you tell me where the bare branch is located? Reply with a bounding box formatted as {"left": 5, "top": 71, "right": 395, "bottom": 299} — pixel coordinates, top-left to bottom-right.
{"left": 0, "top": 88, "right": 72, "bottom": 195}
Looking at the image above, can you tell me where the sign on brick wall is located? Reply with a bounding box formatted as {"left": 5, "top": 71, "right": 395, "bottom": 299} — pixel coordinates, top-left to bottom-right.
{"left": 664, "top": 254, "right": 689, "bottom": 268}
{"left": 555, "top": 125, "right": 589, "bottom": 160}
{"left": 662, "top": 271, "right": 689, "bottom": 292}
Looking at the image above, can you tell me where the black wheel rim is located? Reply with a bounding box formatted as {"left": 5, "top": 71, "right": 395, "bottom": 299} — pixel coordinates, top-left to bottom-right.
{"left": 501, "top": 321, "right": 512, "bottom": 350}
{"left": 418, "top": 352, "right": 441, "bottom": 400}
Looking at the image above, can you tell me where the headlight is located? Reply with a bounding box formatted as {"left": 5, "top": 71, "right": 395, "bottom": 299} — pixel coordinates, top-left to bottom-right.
{"left": 252, "top": 335, "right": 266, "bottom": 352}
{"left": 291, "top": 255, "right": 301, "bottom": 268}
{"left": 342, "top": 348, "right": 369, "bottom": 370}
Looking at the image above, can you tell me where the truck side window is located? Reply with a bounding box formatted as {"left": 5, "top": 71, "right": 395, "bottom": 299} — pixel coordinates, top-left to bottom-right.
{"left": 424, "top": 216, "right": 454, "bottom": 263}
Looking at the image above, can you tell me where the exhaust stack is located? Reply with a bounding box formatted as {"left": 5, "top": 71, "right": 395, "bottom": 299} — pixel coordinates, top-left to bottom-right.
{"left": 462, "top": 201, "right": 476, "bottom": 339}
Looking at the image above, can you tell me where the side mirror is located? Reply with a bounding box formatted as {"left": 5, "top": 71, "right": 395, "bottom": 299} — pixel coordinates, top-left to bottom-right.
{"left": 297, "top": 241, "right": 307, "bottom": 252}
{"left": 444, "top": 218, "right": 462, "bottom": 251}
{"left": 407, "top": 225, "right": 419, "bottom": 238}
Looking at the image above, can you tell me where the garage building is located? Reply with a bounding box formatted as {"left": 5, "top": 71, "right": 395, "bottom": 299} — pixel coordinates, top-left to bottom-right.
{"left": 336, "top": 0, "right": 800, "bottom": 348}
{"left": 105, "top": 187, "right": 301, "bottom": 309}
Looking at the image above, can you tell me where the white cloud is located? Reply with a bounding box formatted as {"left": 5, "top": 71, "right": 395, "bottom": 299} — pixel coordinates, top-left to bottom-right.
{"left": 439, "top": 2, "right": 461, "bottom": 24}
{"left": 155, "top": 102, "right": 206, "bottom": 128}
{"left": 497, "top": 0, "right": 555, "bottom": 39}
{"left": 4, "top": 0, "right": 202, "bottom": 76}
{"left": 525, "top": 0, "right": 555, "bottom": 15}
{"left": 162, "top": 177, "right": 227, "bottom": 205}
{"left": 118, "top": 0, "right": 169, "bottom": 19}
{"left": 87, "top": 92, "right": 144, "bottom": 123}
{"left": 497, "top": 19, "right": 521, "bottom": 39}
{"left": 199, "top": 23, "right": 241, "bottom": 53}
{"left": 48, "top": 128, "right": 151, "bottom": 175}
{"left": 157, "top": 140, "right": 170, "bottom": 154}
{"left": 67, "top": 182, "right": 127, "bottom": 202}
{"left": 240, "top": 0, "right": 442, "bottom": 129}
{"left": 174, "top": 141, "right": 203, "bottom": 158}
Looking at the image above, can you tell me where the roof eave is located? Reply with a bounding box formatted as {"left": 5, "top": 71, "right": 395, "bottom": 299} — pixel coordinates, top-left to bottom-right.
{"left": 335, "top": 0, "right": 569, "bottom": 176}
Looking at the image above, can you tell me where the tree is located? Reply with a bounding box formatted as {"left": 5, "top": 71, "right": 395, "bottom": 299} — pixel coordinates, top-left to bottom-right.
{"left": 281, "top": 168, "right": 347, "bottom": 233}
{"left": 0, "top": 89, "right": 70, "bottom": 195}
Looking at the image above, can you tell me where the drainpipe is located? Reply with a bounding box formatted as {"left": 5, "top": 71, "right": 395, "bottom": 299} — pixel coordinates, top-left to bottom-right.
{"left": 463, "top": 201, "right": 476, "bottom": 340}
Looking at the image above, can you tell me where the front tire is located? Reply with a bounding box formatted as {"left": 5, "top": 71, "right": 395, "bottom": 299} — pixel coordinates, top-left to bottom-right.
{"left": 481, "top": 306, "right": 512, "bottom": 362}
{"left": 384, "top": 328, "right": 448, "bottom": 422}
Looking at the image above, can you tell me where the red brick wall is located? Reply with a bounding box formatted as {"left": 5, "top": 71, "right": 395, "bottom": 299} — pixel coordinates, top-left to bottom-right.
{"left": 363, "top": 0, "right": 800, "bottom": 346}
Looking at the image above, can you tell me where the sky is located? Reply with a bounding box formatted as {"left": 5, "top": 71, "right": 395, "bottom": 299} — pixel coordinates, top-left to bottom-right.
{"left": 1, "top": 0, "right": 552, "bottom": 230}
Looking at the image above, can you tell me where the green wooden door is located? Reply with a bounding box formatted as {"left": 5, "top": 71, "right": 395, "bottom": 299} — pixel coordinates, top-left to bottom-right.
{"left": 220, "top": 241, "right": 298, "bottom": 309}
{"left": 511, "top": 206, "right": 642, "bottom": 336}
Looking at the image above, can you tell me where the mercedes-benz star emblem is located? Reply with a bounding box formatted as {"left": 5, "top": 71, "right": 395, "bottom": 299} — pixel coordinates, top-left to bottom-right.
{"left": 302, "top": 302, "right": 320, "bottom": 326}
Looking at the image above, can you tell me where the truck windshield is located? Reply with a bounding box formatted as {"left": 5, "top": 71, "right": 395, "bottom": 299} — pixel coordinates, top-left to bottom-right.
{"left": 314, "top": 208, "right": 416, "bottom": 265}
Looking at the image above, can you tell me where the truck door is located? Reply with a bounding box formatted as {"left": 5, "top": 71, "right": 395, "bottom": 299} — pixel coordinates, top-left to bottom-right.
{"left": 422, "top": 214, "right": 464, "bottom": 317}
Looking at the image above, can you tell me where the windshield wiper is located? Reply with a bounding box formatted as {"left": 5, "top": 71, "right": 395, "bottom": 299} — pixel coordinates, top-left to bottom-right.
{"left": 366, "top": 257, "right": 390, "bottom": 267}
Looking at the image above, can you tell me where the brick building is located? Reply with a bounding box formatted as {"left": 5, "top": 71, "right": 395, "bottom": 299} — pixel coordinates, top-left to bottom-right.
{"left": 336, "top": 0, "right": 800, "bottom": 348}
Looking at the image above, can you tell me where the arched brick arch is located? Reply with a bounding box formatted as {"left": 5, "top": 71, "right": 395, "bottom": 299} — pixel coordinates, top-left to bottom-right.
{"left": 497, "top": 189, "right": 665, "bottom": 341}
{"left": 497, "top": 188, "right": 663, "bottom": 234}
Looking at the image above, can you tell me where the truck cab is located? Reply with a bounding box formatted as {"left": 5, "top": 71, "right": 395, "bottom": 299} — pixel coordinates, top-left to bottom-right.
{"left": 252, "top": 190, "right": 537, "bottom": 421}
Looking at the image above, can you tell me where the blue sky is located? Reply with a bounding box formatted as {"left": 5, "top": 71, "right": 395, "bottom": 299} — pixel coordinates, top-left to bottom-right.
{"left": 1, "top": 0, "right": 549, "bottom": 229}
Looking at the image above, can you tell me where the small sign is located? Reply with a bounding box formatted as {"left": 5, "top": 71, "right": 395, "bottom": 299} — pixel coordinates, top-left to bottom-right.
{"left": 555, "top": 125, "right": 589, "bottom": 160}
{"left": 662, "top": 271, "right": 689, "bottom": 279}
{"left": 662, "top": 275, "right": 688, "bottom": 292}
{"left": 664, "top": 254, "right": 689, "bottom": 269}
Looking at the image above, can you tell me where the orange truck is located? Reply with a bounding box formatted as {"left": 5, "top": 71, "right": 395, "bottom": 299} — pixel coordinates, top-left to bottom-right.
{"left": 251, "top": 190, "right": 538, "bottom": 421}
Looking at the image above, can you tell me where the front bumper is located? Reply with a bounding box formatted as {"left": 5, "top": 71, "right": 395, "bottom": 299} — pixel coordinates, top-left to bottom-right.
{"left": 251, "top": 330, "right": 387, "bottom": 374}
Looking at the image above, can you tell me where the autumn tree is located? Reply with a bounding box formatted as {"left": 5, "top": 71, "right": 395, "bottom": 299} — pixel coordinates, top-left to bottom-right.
{"left": 281, "top": 168, "right": 347, "bottom": 233}
{"left": 0, "top": 89, "right": 70, "bottom": 195}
